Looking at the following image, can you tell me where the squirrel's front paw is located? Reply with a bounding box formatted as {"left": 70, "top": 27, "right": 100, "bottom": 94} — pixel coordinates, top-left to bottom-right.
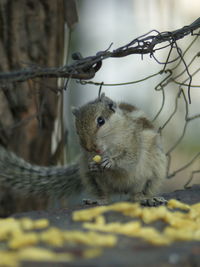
{"left": 89, "top": 155, "right": 112, "bottom": 171}
{"left": 88, "top": 161, "right": 100, "bottom": 172}
{"left": 100, "top": 156, "right": 112, "bottom": 169}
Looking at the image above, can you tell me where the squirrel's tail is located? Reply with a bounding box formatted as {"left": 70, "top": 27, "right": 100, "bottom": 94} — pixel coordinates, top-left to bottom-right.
{"left": 0, "top": 146, "right": 83, "bottom": 197}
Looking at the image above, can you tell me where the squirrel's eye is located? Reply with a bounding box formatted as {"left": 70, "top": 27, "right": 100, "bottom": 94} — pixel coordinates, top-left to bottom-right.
{"left": 97, "top": 116, "right": 105, "bottom": 127}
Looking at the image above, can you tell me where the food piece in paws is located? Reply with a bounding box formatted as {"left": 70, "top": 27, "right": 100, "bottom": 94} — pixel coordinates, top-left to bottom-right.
{"left": 92, "top": 155, "right": 102, "bottom": 163}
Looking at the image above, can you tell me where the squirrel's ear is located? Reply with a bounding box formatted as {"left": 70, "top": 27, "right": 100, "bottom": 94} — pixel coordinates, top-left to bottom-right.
{"left": 100, "top": 93, "right": 116, "bottom": 112}
{"left": 71, "top": 106, "right": 79, "bottom": 117}
{"left": 100, "top": 93, "right": 106, "bottom": 100}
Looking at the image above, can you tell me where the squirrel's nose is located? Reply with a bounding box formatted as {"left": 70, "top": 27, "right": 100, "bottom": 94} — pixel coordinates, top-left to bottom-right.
{"left": 92, "top": 144, "right": 101, "bottom": 153}
{"left": 87, "top": 143, "right": 99, "bottom": 153}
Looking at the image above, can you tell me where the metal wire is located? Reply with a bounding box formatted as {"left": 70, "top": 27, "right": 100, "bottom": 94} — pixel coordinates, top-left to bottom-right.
{"left": 0, "top": 18, "right": 200, "bottom": 188}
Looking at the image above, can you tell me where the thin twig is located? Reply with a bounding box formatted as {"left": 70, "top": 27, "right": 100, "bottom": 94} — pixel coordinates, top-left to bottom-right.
{"left": 168, "top": 152, "right": 200, "bottom": 179}
{"left": 0, "top": 18, "right": 199, "bottom": 84}
{"left": 166, "top": 91, "right": 189, "bottom": 155}
{"left": 79, "top": 71, "right": 162, "bottom": 87}
{"left": 184, "top": 170, "right": 200, "bottom": 188}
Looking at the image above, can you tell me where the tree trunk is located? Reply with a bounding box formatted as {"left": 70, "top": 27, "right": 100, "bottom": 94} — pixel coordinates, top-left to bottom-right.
{"left": 0, "top": 0, "right": 65, "bottom": 216}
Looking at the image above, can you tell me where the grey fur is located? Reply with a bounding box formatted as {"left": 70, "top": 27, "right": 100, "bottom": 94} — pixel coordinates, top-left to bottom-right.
{"left": 0, "top": 145, "right": 82, "bottom": 197}
{"left": 0, "top": 95, "right": 167, "bottom": 204}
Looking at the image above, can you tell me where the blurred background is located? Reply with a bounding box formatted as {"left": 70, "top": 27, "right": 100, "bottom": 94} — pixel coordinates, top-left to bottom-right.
{"left": 0, "top": 0, "right": 199, "bottom": 215}
{"left": 64, "top": 0, "right": 200, "bottom": 192}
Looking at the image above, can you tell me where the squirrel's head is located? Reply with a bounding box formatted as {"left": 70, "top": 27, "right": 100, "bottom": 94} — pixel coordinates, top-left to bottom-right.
{"left": 72, "top": 93, "right": 116, "bottom": 152}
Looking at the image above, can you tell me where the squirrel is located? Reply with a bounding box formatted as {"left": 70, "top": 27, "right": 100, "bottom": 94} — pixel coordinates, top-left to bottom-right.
{"left": 0, "top": 93, "right": 167, "bottom": 206}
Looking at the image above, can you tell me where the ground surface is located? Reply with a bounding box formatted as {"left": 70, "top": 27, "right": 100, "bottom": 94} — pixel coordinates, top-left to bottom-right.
{"left": 11, "top": 184, "right": 200, "bottom": 267}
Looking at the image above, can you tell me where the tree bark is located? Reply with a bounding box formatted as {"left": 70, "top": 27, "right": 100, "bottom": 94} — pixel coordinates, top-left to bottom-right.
{"left": 0, "top": 0, "right": 65, "bottom": 215}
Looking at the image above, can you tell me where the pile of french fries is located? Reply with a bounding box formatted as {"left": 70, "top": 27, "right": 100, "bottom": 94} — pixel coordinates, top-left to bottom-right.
{"left": 0, "top": 199, "right": 199, "bottom": 266}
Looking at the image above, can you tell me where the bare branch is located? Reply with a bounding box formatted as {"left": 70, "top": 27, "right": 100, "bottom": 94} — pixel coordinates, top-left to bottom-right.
{"left": 79, "top": 71, "right": 162, "bottom": 86}
{"left": 166, "top": 91, "right": 189, "bottom": 155}
{"left": 0, "top": 18, "right": 199, "bottom": 84}
{"left": 184, "top": 170, "right": 200, "bottom": 188}
{"left": 0, "top": 17, "right": 200, "bottom": 188}
{"left": 187, "top": 114, "right": 200, "bottom": 121}
{"left": 168, "top": 152, "right": 200, "bottom": 179}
